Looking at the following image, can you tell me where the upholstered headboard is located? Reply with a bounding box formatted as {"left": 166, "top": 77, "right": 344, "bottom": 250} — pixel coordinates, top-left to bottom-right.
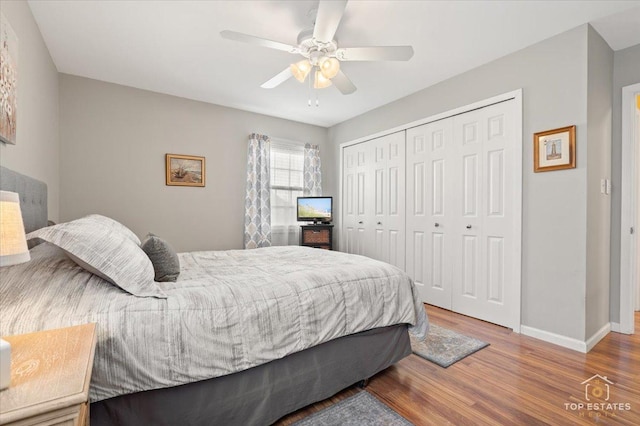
{"left": 0, "top": 166, "right": 48, "bottom": 233}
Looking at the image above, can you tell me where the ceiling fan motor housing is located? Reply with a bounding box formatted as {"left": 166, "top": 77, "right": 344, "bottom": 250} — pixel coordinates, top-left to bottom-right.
{"left": 297, "top": 29, "right": 338, "bottom": 62}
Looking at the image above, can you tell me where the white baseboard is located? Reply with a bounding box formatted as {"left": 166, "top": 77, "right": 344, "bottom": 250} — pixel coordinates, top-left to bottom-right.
{"left": 585, "top": 323, "right": 611, "bottom": 352}
{"left": 521, "top": 325, "right": 587, "bottom": 353}
{"left": 520, "top": 323, "right": 611, "bottom": 353}
{"left": 610, "top": 322, "right": 621, "bottom": 333}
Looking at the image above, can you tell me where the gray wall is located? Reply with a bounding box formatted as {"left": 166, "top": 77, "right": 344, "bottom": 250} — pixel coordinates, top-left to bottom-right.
{"left": 59, "top": 75, "right": 331, "bottom": 252}
{"left": 609, "top": 43, "right": 640, "bottom": 324}
{"left": 585, "top": 26, "right": 613, "bottom": 338}
{"left": 329, "top": 25, "right": 593, "bottom": 341}
{"left": 0, "top": 0, "right": 59, "bottom": 221}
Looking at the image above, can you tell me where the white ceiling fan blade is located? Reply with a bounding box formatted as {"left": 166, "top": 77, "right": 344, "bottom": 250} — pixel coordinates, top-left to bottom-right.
{"left": 261, "top": 67, "right": 293, "bottom": 89}
{"left": 336, "top": 46, "right": 414, "bottom": 61}
{"left": 220, "top": 30, "right": 298, "bottom": 53}
{"left": 332, "top": 70, "right": 356, "bottom": 95}
{"left": 313, "top": 0, "right": 348, "bottom": 43}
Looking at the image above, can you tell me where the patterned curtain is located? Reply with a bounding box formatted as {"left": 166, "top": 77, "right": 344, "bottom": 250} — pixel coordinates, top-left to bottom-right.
{"left": 244, "top": 133, "right": 272, "bottom": 249}
{"left": 303, "top": 143, "right": 322, "bottom": 196}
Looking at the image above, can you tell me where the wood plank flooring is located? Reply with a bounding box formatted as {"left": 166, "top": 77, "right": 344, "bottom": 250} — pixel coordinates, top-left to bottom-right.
{"left": 276, "top": 305, "right": 640, "bottom": 425}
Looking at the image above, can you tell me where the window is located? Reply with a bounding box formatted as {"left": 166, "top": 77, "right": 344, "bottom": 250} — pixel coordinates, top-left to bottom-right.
{"left": 270, "top": 141, "right": 304, "bottom": 229}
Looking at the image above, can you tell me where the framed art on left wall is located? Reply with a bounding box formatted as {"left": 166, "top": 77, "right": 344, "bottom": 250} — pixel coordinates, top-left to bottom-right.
{"left": 165, "top": 154, "right": 205, "bottom": 187}
{"left": 0, "top": 13, "right": 18, "bottom": 145}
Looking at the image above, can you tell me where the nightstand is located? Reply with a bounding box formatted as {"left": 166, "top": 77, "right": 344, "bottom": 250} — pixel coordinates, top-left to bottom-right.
{"left": 0, "top": 324, "right": 97, "bottom": 426}
{"left": 300, "top": 224, "right": 333, "bottom": 250}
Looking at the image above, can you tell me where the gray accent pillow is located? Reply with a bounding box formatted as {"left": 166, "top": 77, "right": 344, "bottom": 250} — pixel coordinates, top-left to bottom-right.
{"left": 26, "top": 217, "right": 166, "bottom": 298}
{"left": 85, "top": 214, "right": 141, "bottom": 245}
{"left": 141, "top": 233, "right": 180, "bottom": 282}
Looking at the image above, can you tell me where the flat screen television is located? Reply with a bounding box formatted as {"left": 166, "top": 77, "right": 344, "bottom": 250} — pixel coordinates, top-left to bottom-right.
{"left": 297, "top": 196, "right": 333, "bottom": 224}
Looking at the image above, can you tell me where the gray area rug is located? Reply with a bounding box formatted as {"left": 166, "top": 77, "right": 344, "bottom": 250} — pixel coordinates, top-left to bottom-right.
{"left": 410, "top": 323, "right": 489, "bottom": 367}
{"left": 292, "top": 391, "right": 413, "bottom": 426}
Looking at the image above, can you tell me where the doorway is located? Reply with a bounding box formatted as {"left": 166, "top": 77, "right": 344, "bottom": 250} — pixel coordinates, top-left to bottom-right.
{"left": 619, "top": 83, "right": 640, "bottom": 335}
{"left": 636, "top": 94, "right": 640, "bottom": 313}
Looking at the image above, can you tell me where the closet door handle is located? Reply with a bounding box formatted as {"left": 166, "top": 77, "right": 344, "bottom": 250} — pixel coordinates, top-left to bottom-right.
{"left": 466, "top": 225, "right": 472, "bottom": 229}
{"left": 377, "top": 221, "right": 382, "bottom": 225}
{"left": 434, "top": 223, "right": 440, "bottom": 227}
{"left": 358, "top": 221, "right": 363, "bottom": 224}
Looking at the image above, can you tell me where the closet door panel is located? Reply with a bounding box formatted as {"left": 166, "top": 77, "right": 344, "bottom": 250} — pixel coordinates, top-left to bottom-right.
{"left": 342, "top": 146, "right": 357, "bottom": 254}
{"left": 452, "top": 109, "right": 487, "bottom": 314}
{"left": 370, "top": 131, "right": 405, "bottom": 268}
{"left": 371, "top": 139, "right": 387, "bottom": 261}
{"left": 406, "top": 121, "right": 452, "bottom": 308}
{"left": 451, "top": 101, "right": 515, "bottom": 327}
{"left": 342, "top": 143, "right": 371, "bottom": 256}
{"left": 483, "top": 106, "right": 511, "bottom": 310}
{"left": 384, "top": 131, "right": 406, "bottom": 269}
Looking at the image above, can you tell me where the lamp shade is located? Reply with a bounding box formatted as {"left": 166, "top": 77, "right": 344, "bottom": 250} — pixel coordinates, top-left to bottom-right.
{"left": 313, "top": 69, "right": 332, "bottom": 89}
{"left": 319, "top": 57, "right": 340, "bottom": 79}
{"left": 0, "top": 191, "right": 30, "bottom": 267}
{"left": 290, "top": 59, "right": 312, "bottom": 83}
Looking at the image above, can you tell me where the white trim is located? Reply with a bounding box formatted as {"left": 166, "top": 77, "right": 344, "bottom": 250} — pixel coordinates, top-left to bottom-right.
{"left": 619, "top": 83, "right": 640, "bottom": 335}
{"left": 510, "top": 91, "right": 523, "bottom": 333}
{"left": 337, "top": 89, "right": 523, "bottom": 332}
{"left": 610, "top": 322, "right": 621, "bottom": 332}
{"left": 338, "top": 142, "right": 345, "bottom": 252}
{"left": 585, "top": 323, "right": 611, "bottom": 352}
{"left": 338, "top": 89, "right": 523, "bottom": 150}
{"left": 521, "top": 325, "right": 587, "bottom": 353}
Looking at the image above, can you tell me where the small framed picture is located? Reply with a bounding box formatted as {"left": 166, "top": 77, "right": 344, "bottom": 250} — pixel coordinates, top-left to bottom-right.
{"left": 533, "top": 125, "right": 576, "bottom": 172}
{"left": 165, "top": 154, "right": 205, "bottom": 187}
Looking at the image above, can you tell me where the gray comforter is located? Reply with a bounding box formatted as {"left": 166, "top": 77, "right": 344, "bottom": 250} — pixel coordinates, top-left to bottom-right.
{"left": 0, "top": 243, "right": 428, "bottom": 402}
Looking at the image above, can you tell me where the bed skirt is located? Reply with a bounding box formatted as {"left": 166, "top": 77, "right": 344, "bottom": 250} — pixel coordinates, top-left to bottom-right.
{"left": 91, "top": 324, "right": 411, "bottom": 426}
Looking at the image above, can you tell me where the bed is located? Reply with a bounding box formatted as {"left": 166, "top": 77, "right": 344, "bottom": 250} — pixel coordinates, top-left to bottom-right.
{"left": 0, "top": 166, "right": 428, "bottom": 426}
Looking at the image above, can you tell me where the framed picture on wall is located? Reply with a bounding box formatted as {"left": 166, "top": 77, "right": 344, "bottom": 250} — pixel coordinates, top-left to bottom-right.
{"left": 533, "top": 125, "right": 576, "bottom": 172}
{"left": 165, "top": 154, "right": 205, "bottom": 187}
{"left": 0, "top": 13, "right": 19, "bottom": 145}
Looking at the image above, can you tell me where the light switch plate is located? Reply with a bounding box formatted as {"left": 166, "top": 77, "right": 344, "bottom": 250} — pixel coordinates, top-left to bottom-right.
{"left": 0, "top": 338, "right": 10, "bottom": 390}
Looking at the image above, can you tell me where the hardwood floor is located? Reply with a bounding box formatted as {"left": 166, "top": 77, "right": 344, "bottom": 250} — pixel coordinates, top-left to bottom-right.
{"left": 276, "top": 305, "right": 640, "bottom": 425}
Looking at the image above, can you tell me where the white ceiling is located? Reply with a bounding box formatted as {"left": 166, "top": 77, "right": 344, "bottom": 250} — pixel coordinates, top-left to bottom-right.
{"left": 28, "top": 0, "right": 640, "bottom": 127}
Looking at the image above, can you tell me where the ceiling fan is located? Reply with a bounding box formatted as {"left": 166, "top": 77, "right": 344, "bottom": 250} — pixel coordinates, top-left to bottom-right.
{"left": 220, "top": 0, "right": 414, "bottom": 95}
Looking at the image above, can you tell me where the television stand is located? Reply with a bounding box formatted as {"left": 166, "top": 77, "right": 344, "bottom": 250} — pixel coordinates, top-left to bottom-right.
{"left": 300, "top": 224, "right": 333, "bottom": 250}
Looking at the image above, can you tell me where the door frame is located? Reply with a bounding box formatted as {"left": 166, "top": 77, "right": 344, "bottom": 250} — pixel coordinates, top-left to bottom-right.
{"left": 338, "top": 89, "right": 523, "bottom": 332}
{"left": 618, "top": 82, "right": 640, "bottom": 335}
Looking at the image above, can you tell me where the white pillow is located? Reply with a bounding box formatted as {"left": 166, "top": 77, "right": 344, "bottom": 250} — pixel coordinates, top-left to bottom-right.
{"left": 27, "top": 216, "right": 165, "bottom": 298}
{"left": 84, "top": 214, "right": 141, "bottom": 245}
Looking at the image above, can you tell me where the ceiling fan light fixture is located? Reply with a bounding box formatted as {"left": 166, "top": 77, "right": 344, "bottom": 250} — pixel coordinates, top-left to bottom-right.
{"left": 319, "top": 57, "right": 340, "bottom": 79}
{"left": 290, "top": 59, "right": 312, "bottom": 83}
{"left": 313, "top": 69, "right": 332, "bottom": 89}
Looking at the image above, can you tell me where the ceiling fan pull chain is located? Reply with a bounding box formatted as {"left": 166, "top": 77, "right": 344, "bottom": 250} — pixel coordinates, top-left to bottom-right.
{"left": 308, "top": 73, "right": 312, "bottom": 106}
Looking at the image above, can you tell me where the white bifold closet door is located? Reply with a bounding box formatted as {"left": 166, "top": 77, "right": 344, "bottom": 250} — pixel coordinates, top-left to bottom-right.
{"left": 343, "top": 142, "right": 370, "bottom": 257}
{"left": 343, "top": 131, "right": 405, "bottom": 269}
{"left": 406, "top": 100, "right": 517, "bottom": 328}
{"left": 405, "top": 119, "right": 453, "bottom": 308}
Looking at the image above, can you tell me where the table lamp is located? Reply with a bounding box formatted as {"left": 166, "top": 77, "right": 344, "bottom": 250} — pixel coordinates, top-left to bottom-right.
{"left": 0, "top": 190, "right": 30, "bottom": 390}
